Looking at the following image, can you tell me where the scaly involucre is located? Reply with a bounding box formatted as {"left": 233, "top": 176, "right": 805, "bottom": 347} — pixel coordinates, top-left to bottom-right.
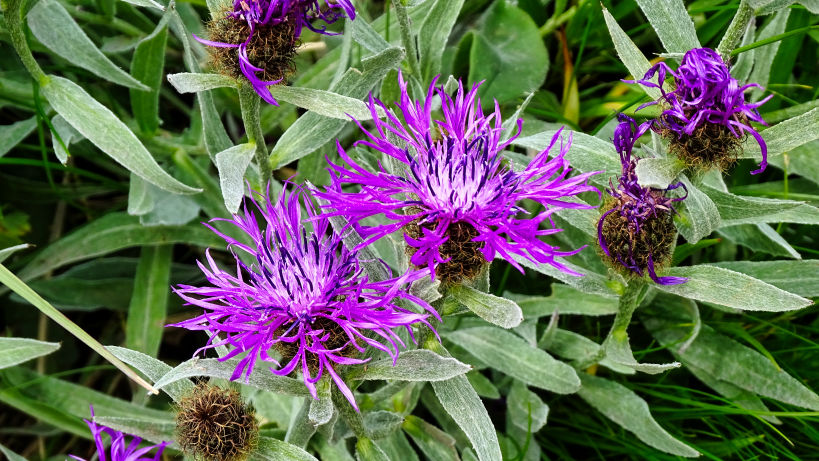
{"left": 170, "top": 185, "right": 437, "bottom": 409}
{"left": 70, "top": 406, "right": 169, "bottom": 461}
{"left": 315, "top": 74, "right": 600, "bottom": 279}
{"left": 597, "top": 114, "right": 688, "bottom": 285}
{"left": 196, "top": 0, "right": 355, "bottom": 104}
{"left": 630, "top": 47, "right": 771, "bottom": 173}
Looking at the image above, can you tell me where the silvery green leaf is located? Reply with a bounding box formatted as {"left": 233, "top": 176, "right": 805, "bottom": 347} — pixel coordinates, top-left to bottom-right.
{"left": 602, "top": 8, "right": 661, "bottom": 100}
{"left": 447, "top": 284, "right": 523, "bottom": 329}
{"left": 351, "top": 16, "right": 390, "bottom": 53}
{"left": 603, "top": 331, "right": 681, "bottom": 374}
{"left": 748, "top": 9, "right": 790, "bottom": 101}
{"left": 127, "top": 174, "right": 154, "bottom": 216}
{"left": 120, "top": 0, "right": 164, "bottom": 9}
{"left": 139, "top": 189, "right": 201, "bottom": 226}
{"left": 0, "top": 244, "right": 31, "bottom": 264}
{"left": 355, "top": 438, "right": 391, "bottom": 461}
{"left": 718, "top": 224, "right": 801, "bottom": 259}
{"left": 0, "top": 444, "right": 26, "bottom": 461}
{"left": 153, "top": 357, "right": 309, "bottom": 396}
{"left": 753, "top": 0, "right": 819, "bottom": 14}
{"left": 635, "top": 157, "right": 684, "bottom": 189}
{"left": 27, "top": 0, "right": 149, "bottom": 90}
{"left": 365, "top": 411, "right": 405, "bottom": 440}
{"left": 512, "top": 130, "right": 617, "bottom": 184}
{"left": 0, "top": 116, "right": 36, "bottom": 158}
{"left": 40, "top": 76, "right": 200, "bottom": 195}
{"left": 465, "top": 370, "right": 500, "bottom": 399}
{"left": 744, "top": 109, "right": 819, "bottom": 161}
{"left": 0, "top": 337, "right": 60, "bottom": 369}
{"left": 644, "top": 304, "right": 819, "bottom": 411}
{"left": 347, "top": 350, "right": 470, "bottom": 382}
{"left": 511, "top": 284, "right": 618, "bottom": 319}
{"left": 309, "top": 379, "right": 334, "bottom": 426}
{"left": 543, "top": 329, "right": 634, "bottom": 375}
{"left": 731, "top": 21, "right": 756, "bottom": 82}
{"left": 418, "top": 0, "right": 465, "bottom": 80}
{"left": 287, "top": 399, "right": 317, "bottom": 448}
{"left": 445, "top": 327, "right": 580, "bottom": 394}
{"left": 167, "top": 72, "right": 237, "bottom": 93}
{"left": 268, "top": 86, "right": 385, "bottom": 120}
{"left": 403, "top": 415, "right": 459, "bottom": 461}
{"left": 656, "top": 265, "right": 812, "bottom": 312}
{"left": 270, "top": 47, "right": 404, "bottom": 169}
{"left": 501, "top": 92, "right": 534, "bottom": 142}
{"left": 577, "top": 373, "right": 699, "bottom": 457}
{"left": 507, "top": 380, "right": 548, "bottom": 432}
{"left": 93, "top": 416, "right": 175, "bottom": 443}
{"left": 108, "top": 345, "right": 194, "bottom": 401}
{"left": 130, "top": 21, "right": 168, "bottom": 134}
{"left": 503, "top": 254, "right": 615, "bottom": 297}
{"left": 703, "top": 185, "right": 819, "bottom": 226}
{"left": 51, "top": 114, "right": 81, "bottom": 164}
{"left": 250, "top": 437, "right": 319, "bottom": 461}
{"left": 635, "top": 0, "right": 700, "bottom": 53}
{"left": 674, "top": 176, "right": 720, "bottom": 243}
{"left": 710, "top": 260, "right": 819, "bottom": 297}
{"left": 215, "top": 143, "right": 255, "bottom": 213}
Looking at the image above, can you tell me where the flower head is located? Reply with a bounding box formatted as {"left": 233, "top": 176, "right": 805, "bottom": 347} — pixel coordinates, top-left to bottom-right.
{"left": 630, "top": 47, "right": 772, "bottom": 174}
{"left": 170, "top": 184, "right": 437, "bottom": 409}
{"left": 597, "top": 114, "right": 687, "bottom": 285}
{"left": 197, "top": 0, "right": 355, "bottom": 104}
{"left": 315, "top": 74, "right": 600, "bottom": 284}
{"left": 70, "top": 406, "right": 169, "bottom": 461}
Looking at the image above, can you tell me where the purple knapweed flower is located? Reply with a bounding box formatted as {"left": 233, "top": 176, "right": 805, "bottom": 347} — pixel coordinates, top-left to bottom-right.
{"left": 169, "top": 185, "right": 438, "bottom": 409}
{"left": 196, "top": 0, "right": 355, "bottom": 104}
{"left": 70, "top": 406, "right": 169, "bottom": 461}
{"left": 629, "top": 47, "right": 772, "bottom": 174}
{"left": 314, "top": 73, "right": 600, "bottom": 283}
{"left": 597, "top": 114, "right": 687, "bottom": 286}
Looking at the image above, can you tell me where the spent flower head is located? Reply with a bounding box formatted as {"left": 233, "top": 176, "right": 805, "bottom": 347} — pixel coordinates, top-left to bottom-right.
{"left": 597, "top": 114, "right": 688, "bottom": 286}
{"left": 197, "top": 0, "right": 355, "bottom": 104}
{"left": 630, "top": 47, "right": 772, "bottom": 174}
{"left": 70, "top": 406, "right": 170, "bottom": 461}
{"left": 315, "top": 73, "right": 600, "bottom": 284}
{"left": 169, "top": 184, "right": 438, "bottom": 409}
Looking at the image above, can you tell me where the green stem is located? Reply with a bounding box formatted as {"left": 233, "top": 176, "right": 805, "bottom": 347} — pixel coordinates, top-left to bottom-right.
{"left": 3, "top": 0, "right": 47, "bottom": 83}
{"left": 609, "top": 281, "right": 645, "bottom": 340}
{"left": 539, "top": 1, "right": 583, "bottom": 37}
{"left": 0, "top": 263, "right": 159, "bottom": 394}
{"left": 716, "top": 0, "right": 753, "bottom": 59}
{"left": 238, "top": 83, "right": 272, "bottom": 184}
{"left": 391, "top": 0, "right": 421, "bottom": 78}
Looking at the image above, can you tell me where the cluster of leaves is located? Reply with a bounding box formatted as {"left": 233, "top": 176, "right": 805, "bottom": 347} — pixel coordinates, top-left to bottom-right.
{"left": 1, "top": 0, "right": 819, "bottom": 460}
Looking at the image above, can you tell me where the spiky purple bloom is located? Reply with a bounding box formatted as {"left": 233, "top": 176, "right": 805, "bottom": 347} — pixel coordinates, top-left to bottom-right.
{"left": 196, "top": 0, "right": 355, "bottom": 104}
{"left": 597, "top": 114, "right": 687, "bottom": 285}
{"left": 170, "top": 185, "right": 437, "bottom": 409}
{"left": 315, "top": 74, "right": 600, "bottom": 280}
{"left": 630, "top": 47, "right": 772, "bottom": 174}
{"left": 70, "top": 406, "right": 169, "bottom": 461}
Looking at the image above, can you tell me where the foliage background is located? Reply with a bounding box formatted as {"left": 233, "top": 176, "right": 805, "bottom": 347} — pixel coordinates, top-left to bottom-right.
{"left": 1, "top": 0, "right": 818, "bottom": 459}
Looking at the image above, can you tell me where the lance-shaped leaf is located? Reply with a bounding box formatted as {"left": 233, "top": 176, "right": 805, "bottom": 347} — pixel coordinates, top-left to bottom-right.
{"left": 656, "top": 265, "right": 812, "bottom": 312}
{"left": 153, "top": 357, "right": 309, "bottom": 396}
{"left": 635, "top": 0, "right": 700, "bottom": 53}
{"left": 403, "top": 415, "right": 459, "bottom": 461}
{"left": 743, "top": 108, "right": 819, "bottom": 160}
{"left": 602, "top": 8, "right": 661, "bottom": 100}
{"left": 249, "top": 437, "right": 319, "bottom": 461}
{"left": 215, "top": 143, "right": 256, "bottom": 213}
{"left": 510, "top": 284, "right": 618, "bottom": 319}
{"left": 635, "top": 157, "right": 685, "bottom": 189}
{"left": 108, "top": 346, "right": 195, "bottom": 402}
{"left": 94, "top": 416, "right": 175, "bottom": 444}
{"left": 703, "top": 185, "right": 819, "bottom": 226}
{"left": 577, "top": 373, "right": 699, "bottom": 457}
{"left": 0, "top": 117, "right": 36, "bottom": 158}
{"left": 446, "top": 284, "right": 523, "bottom": 328}
{"left": 445, "top": 327, "right": 580, "bottom": 394}
{"left": 347, "top": 350, "right": 470, "bottom": 382}
{"left": 27, "top": 0, "right": 149, "bottom": 90}
{"left": 674, "top": 176, "right": 720, "bottom": 244}
{"left": 418, "top": 0, "right": 465, "bottom": 80}
{"left": 507, "top": 380, "right": 548, "bottom": 432}
{"left": 131, "top": 22, "right": 169, "bottom": 134}
{"left": 0, "top": 337, "right": 60, "bottom": 370}
{"left": 40, "top": 76, "right": 200, "bottom": 195}
{"left": 167, "top": 72, "right": 237, "bottom": 93}
{"left": 710, "top": 260, "right": 819, "bottom": 297}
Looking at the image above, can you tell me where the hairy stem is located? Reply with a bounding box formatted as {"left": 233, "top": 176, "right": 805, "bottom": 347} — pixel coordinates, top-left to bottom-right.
{"left": 391, "top": 0, "right": 421, "bottom": 78}
{"left": 3, "top": 0, "right": 47, "bottom": 82}
{"left": 238, "top": 83, "right": 272, "bottom": 184}
{"left": 717, "top": 0, "right": 754, "bottom": 59}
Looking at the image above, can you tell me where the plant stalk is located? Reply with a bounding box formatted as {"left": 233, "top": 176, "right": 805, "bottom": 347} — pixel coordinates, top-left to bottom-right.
{"left": 717, "top": 0, "right": 754, "bottom": 59}
{"left": 3, "top": 0, "right": 47, "bottom": 82}
{"left": 391, "top": 0, "right": 421, "bottom": 78}
{"left": 238, "top": 83, "right": 272, "bottom": 184}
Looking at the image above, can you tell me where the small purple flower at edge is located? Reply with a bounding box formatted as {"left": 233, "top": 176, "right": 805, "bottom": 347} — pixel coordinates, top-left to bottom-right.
{"left": 169, "top": 184, "right": 439, "bottom": 410}
{"left": 629, "top": 47, "right": 772, "bottom": 174}
{"left": 195, "top": 0, "right": 355, "bottom": 105}
{"left": 597, "top": 114, "right": 688, "bottom": 286}
{"left": 314, "top": 72, "right": 601, "bottom": 281}
{"left": 70, "top": 406, "right": 169, "bottom": 461}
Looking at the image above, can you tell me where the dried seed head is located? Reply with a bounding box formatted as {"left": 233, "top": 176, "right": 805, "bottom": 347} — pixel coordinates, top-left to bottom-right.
{"left": 206, "top": 13, "right": 297, "bottom": 86}
{"left": 176, "top": 384, "right": 258, "bottom": 461}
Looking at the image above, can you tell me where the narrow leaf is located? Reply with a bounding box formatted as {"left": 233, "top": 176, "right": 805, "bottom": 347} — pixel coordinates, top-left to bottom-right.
{"left": 447, "top": 284, "right": 523, "bottom": 328}
{"left": 153, "top": 357, "right": 309, "bottom": 396}
{"left": 348, "top": 350, "right": 470, "bottom": 382}
{"left": 108, "top": 346, "right": 195, "bottom": 402}
{"left": 0, "top": 337, "right": 60, "bottom": 369}
{"left": 125, "top": 245, "right": 172, "bottom": 357}
{"left": 0, "top": 117, "right": 36, "bottom": 158}
{"left": 130, "top": 22, "right": 168, "bottom": 134}
{"left": 674, "top": 176, "right": 720, "bottom": 243}
{"left": 215, "top": 143, "right": 255, "bottom": 213}
{"left": 167, "top": 72, "right": 237, "bottom": 93}
{"left": 635, "top": 0, "right": 701, "bottom": 53}
{"left": 710, "top": 260, "right": 819, "bottom": 297}
{"left": 249, "top": 437, "right": 319, "bottom": 461}
{"left": 602, "top": 8, "right": 661, "bottom": 100}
